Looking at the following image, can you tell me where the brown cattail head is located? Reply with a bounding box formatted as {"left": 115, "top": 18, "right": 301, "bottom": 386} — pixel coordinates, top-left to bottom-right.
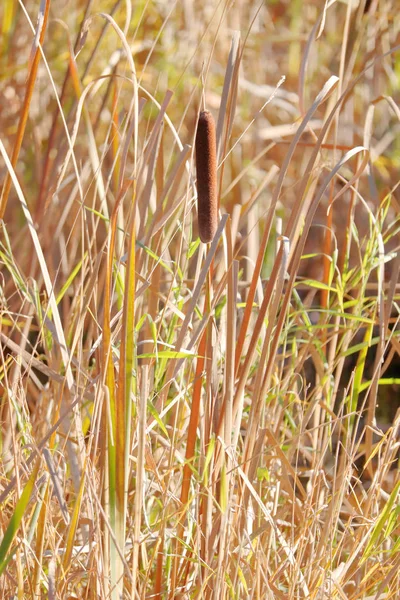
{"left": 195, "top": 110, "right": 218, "bottom": 243}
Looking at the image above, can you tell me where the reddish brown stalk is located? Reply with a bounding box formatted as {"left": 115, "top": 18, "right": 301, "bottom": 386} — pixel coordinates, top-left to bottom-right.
{"left": 0, "top": 0, "right": 51, "bottom": 220}
{"left": 154, "top": 529, "right": 165, "bottom": 600}
{"left": 172, "top": 262, "right": 214, "bottom": 596}
{"left": 174, "top": 328, "right": 206, "bottom": 572}
{"left": 168, "top": 325, "right": 207, "bottom": 598}
{"left": 195, "top": 111, "right": 218, "bottom": 243}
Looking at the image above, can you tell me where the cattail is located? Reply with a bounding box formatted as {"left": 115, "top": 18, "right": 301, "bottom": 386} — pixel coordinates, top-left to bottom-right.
{"left": 195, "top": 110, "right": 218, "bottom": 243}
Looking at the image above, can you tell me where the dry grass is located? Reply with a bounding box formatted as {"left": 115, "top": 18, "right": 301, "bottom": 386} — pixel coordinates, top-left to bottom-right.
{"left": 0, "top": 1, "right": 400, "bottom": 598}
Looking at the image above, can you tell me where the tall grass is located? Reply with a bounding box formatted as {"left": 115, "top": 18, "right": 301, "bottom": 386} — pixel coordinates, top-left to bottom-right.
{"left": 0, "top": 1, "right": 399, "bottom": 598}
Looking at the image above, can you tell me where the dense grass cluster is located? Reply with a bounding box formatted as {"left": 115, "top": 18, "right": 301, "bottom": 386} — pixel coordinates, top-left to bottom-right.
{"left": 0, "top": 1, "right": 399, "bottom": 598}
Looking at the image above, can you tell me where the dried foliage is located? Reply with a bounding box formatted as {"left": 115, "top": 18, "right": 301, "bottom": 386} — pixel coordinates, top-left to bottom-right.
{"left": 0, "top": 1, "right": 399, "bottom": 599}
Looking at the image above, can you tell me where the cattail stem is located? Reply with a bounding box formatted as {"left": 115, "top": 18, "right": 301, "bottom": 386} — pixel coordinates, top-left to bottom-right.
{"left": 195, "top": 110, "right": 218, "bottom": 243}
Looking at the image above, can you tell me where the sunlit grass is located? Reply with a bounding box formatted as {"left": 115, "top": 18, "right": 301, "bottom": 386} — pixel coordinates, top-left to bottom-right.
{"left": 0, "top": 1, "right": 399, "bottom": 598}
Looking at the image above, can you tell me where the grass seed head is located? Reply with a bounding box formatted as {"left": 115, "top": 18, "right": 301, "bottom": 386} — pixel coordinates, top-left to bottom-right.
{"left": 195, "top": 110, "right": 218, "bottom": 243}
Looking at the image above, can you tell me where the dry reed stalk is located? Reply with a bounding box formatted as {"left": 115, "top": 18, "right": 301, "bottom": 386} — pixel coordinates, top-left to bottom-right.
{"left": 195, "top": 111, "right": 218, "bottom": 243}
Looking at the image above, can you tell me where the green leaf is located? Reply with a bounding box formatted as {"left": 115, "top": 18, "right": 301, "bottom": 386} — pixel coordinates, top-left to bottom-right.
{"left": 135, "top": 313, "right": 147, "bottom": 332}
{"left": 202, "top": 436, "right": 216, "bottom": 487}
{"left": 55, "top": 254, "right": 86, "bottom": 306}
{"left": 0, "top": 459, "right": 40, "bottom": 576}
{"left": 361, "top": 480, "right": 400, "bottom": 562}
{"left": 295, "top": 279, "right": 336, "bottom": 292}
{"left": 147, "top": 401, "right": 168, "bottom": 437}
{"left": 220, "top": 460, "right": 228, "bottom": 513}
{"left": 187, "top": 238, "right": 200, "bottom": 258}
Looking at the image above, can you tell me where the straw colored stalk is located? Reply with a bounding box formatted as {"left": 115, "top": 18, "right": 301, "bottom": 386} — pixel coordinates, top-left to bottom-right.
{"left": 195, "top": 110, "right": 218, "bottom": 243}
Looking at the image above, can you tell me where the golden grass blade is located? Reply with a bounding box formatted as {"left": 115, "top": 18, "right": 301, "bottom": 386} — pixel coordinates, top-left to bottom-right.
{"left": 2, "top": 5, "right": 399, "bottom": 598}
{"left": 216, "top": 31, "right": 240, "bottom": 160}
{"left": 62, "top": 462, "right": 87, "bottom": 575}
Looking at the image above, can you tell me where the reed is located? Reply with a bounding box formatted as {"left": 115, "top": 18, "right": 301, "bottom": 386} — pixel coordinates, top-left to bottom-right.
{"left": 0, "top": 1, "right": 399, "bottom": 598}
